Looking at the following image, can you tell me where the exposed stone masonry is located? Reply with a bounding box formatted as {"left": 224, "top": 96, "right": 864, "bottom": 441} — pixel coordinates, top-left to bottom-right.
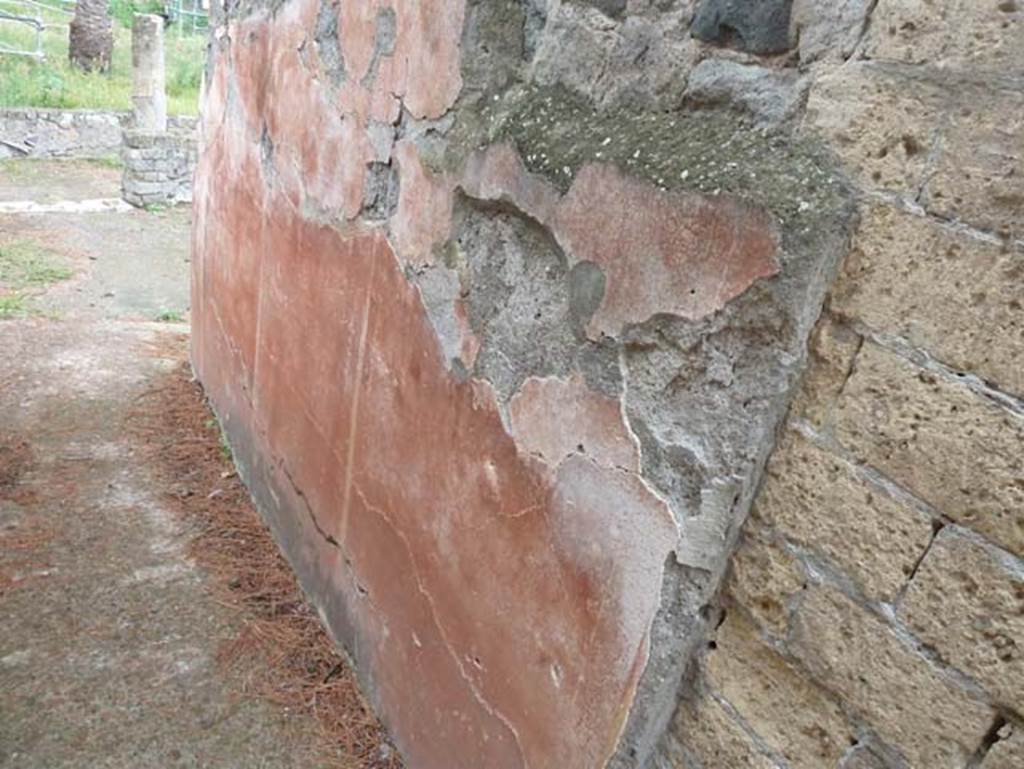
{"left": 0, "top": 107, "right": 196, "bottom": 160}
{"left": 121, "top": 129, "right": 197, "bottom": 207}
{"left": 190, "top": 1, "right": 1023, "bottom": 768}
{"left": 119, "top": 14, "right": 195, "bottom": 208}
{"left": 657, "top": 2, "right": 1024, "bottom": 768}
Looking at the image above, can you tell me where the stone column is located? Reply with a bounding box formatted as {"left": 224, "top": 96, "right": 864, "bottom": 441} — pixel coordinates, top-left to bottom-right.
{"left": 131, "top": 14, "right": 166, "bottom": 132}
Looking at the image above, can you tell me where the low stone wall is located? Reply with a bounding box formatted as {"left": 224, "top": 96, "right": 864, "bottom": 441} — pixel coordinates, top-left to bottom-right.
{"left": 121, "top": 128, "right": 197, "bottom": 207}
{"left": 0, "top": 108, "right": 122, "bottom": 158}
{"left": 0, "top": 107, "right": 196, "bottom": 159}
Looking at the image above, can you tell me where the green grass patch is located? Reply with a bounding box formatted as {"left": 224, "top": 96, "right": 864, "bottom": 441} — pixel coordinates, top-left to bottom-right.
{"left": 154, "top": 308, "right": 183, "bottom": 322}
{"left": 0, "top": 3, "right": 203, "bottom": 114}
{"left": 0, "top": 293, "right": 29, "bottom": 318}
{"left": 0, "top": 239, "right": 74, "bottom": 319}
{"left": 0, "top": 240, "right": 73, "bottom": 286}
{"left": 0, "top": 156, "right": 37, "bottom": 179}
{"left": 86, "top": 153, "right": 122, "bottom": 169}
{"left": 204, "top": 416, "right": 233, "bottom": 460}
{"left": 109, "top": 0, "right": 165, "bottom": 28}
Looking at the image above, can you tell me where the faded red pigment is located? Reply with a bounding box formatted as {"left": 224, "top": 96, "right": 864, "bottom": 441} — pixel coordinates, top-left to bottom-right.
{"left": 191, "top": 1, "right": 780, "bottom": 766}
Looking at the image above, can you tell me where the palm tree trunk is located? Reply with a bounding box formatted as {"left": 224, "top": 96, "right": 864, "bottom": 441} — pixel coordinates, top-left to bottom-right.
{"left": 68, "top": 0, "right": 113, "bottom": 72}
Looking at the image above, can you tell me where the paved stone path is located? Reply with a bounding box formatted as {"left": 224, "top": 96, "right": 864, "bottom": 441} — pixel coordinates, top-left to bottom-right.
{"left": 0, "top": 160, "right": 323, "bottom": 769}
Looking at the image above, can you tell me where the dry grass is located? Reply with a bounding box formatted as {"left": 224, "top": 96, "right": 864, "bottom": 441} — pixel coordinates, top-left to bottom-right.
{"left": 0, "top": 438, "right": 55, "bottom": 596}
{"left": 129, "top": 361, "right": 403, "bottom": 769}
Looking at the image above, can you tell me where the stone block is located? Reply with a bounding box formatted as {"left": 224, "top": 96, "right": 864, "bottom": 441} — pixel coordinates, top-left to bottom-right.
{"left": 531, "top": 4, "right": 699, "bottom": 109}
{"left": 124, "top": 180, "right": 167, "bottom": 195}
{"left": 670, "top": 693, "right": 776, "bottom": 769}
{"left": 833, "top": 342, "right": 1024, "bottom": 557}
{"left": 899, "top": 530, "right": 1024, "bottom": 709}
{"left": 832, "top": 204, "right": 1024, "bottom": 397}
{"left": 865, "top": 0, "right": 1023, "bottom": 69}
{"left": 684, "top": 58, "right": 807, "bottom": 125}
{"left": 924, "top": 85, "right": 1024, "bottom": 237}
{"left": 753, "top": 428, "right": 933, "bottom": 602}
{"left": 122, "top": 130, "right": 161, "bottom": 149}
{"left": 691, "top": 0, "right": 794, "bottom": 55}
{"left": 982, "top": 722, "right": 1024, "bottom": 769}
{"left": 804, "top": 61, "right": 944, "bottom": 195}
{"left": 727, "top": 515, "right": 805, "bottom": 636}
{"left": 790, "top": 0, "right": 872, "bottom": 63}
{"left": 708, "top": 611, "right": 852, "bottom": 769}
{"left": 788, "top": 313, "right": 862, "bottom": 429}
{"left": 792, "top": 583, "right": 995, "bottom": 767}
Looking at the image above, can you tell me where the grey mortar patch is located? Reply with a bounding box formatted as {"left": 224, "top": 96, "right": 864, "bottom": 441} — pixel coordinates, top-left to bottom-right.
{"left": 360, "top": 161, "right": 400, "bottom": 221}
{"left": 691, "top": 0, "right": 795, "bottom": 55}
{"left": 607, "top": 558, "right": 715, "bottom": 769}
{"left": 394, "top": 108, "right": 457, "bottom": 172}
{"left": 313, "top": 0, "right": 345, "bottom": 88}
{"left": 259, "top": 121, "right": 277, "bottom": 181}
{"left": 627, "top": 415, "right": 705, "bottom": 518}
{"left": 419, "top": 192, "right": 622, "bottom": 403}
{"left": 447, "top": 194, "right": 579, "bottom": 403}
{"left": 406, "top": 262, "right": 466, "bottom": 369}
{"left": 574, "top": 338, "right": 623, "bottom": 399}
{"left": 361, "top": 7, "right": 397, "bottom": 88}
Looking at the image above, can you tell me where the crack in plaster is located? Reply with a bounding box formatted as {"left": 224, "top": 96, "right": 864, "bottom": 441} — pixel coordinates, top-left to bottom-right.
{"left": 350, "top": 482, "right": 530, "bottom": 769}
{"left": 339, "top": 255, "right": 377, "bottom": 546}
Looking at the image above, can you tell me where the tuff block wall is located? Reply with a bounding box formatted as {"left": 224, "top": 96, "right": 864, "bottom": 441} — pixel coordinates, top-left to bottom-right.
{"left": 191, "top": 1, "right": 1022, "bottom": 768}
{"left": 656, "top": 2, "right": 1024, "bottom": 769}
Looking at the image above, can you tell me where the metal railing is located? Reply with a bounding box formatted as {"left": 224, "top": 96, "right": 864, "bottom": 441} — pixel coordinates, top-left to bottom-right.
{"left": 0, "top": 0, "right": 209, "bottom": 61}
{"left": 165, "top": 0, "right": 207, "bottom": 35}
{"left": 0, "top": 8, "right": 45, "bottom": 59}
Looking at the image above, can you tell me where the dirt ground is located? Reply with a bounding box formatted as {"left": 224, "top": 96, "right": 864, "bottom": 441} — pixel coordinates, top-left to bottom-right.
{"left": 0, "top": 161, "right": 395, "bottom": 768}
{"left": 0, "top": 159, "right": 124, "bottom": 204}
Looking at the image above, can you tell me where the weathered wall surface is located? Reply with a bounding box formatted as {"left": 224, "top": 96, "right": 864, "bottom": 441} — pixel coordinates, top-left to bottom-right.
{"left": 658, "top": 2, "right": 1024, "bottom": 769}
{"left": 191, "top": 0, "right": 1020, "bottom": 767}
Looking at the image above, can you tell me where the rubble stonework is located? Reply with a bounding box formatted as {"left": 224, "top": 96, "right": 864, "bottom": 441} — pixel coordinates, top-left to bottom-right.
{"left": 0, "top": 108, "right": 196, "bottom": 159}
{"left": 191, "top": 1, "right": 1023, "bottom": 767}
{"left": 121, "top": 129, "right": 197, "bottom": 207}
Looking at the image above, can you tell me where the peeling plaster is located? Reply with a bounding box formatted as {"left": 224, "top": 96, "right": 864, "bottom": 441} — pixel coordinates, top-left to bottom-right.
{"left": 193, "top": 0, "right": 856, "bottom": 766}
